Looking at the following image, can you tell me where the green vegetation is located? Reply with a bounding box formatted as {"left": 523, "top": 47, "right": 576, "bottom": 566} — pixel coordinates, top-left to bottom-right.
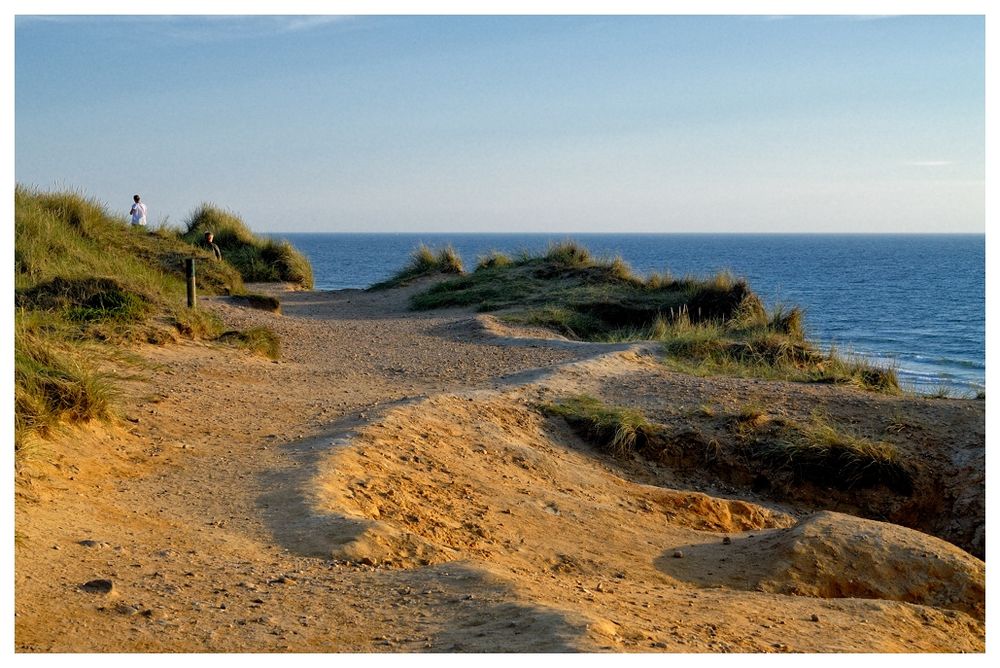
{"left": 218, "top": 326, "right": 282, "bottom": 360}
{"left": 14, "top": 321, "right": 115, "bottom": 451}
{"left": 393, "top": 240, "right": 898, "bottom": 392}
{"left": 475, "top": 251, "right": 515, "bottom": 271}
{"left": 369, "top": 243, "right": 464, "bottom": 289}
{"left": 730, "top": 406, "right": 912, "bottom": 493}
{"left": 14, "top": 187, "right": 294, "bottom": 454}
{"left": 542, "top": 395, "right": 659, "bottom": 457}
{"left": 658, "top": 310, "right": 899, "bottom": 393}
{"left": 408, "top": 241, "right": 760, "bottom": 338}
{"left": 544, "top": 394, "right": 912, "bottom": 493}
{"left": 182, "top": 204, "right": 313, "bottom": 289}
{"left": 15, "top": 188, "right": 244, "bottom": 309}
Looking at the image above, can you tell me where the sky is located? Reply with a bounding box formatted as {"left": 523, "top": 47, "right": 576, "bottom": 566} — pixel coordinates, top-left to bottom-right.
{"left": 13, "top": 10, "right": 986, "bottom": 234}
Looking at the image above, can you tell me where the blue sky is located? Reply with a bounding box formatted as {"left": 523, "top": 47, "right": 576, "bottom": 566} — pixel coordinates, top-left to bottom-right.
{"left": 14, "top": 14, "right": 985, "bottom": 233}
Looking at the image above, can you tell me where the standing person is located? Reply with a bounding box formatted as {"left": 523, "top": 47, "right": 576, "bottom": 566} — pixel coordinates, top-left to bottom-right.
{"left": 129, "top": 194, "right": 147, "bottom": 227}
{"left": 203, "top": 231, "right": 222, "bottom": 261}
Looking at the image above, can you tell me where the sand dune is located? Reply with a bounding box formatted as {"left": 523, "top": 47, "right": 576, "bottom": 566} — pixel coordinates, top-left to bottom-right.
{"left": 14, "top": 281, "right": 985, "bottom": 652}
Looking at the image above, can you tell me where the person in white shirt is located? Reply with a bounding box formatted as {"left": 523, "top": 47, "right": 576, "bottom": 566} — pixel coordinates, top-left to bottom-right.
{"left": 130, "top": 194, "right": 147, "bottom": 226}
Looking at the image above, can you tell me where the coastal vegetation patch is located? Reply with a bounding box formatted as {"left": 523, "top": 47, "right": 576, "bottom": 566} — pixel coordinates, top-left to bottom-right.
{"left": 14, "top": 187, "right": 295, "bottom": 453}
{"left": 369, "top": 243, "right": 464, "bottom": 289}
{"left": 728, "top": 404, "right": 912, "bottom": 494}
{"left": 541, "top": 394, "right": 659, "bottom": 458}
{"left": 657, "top": 308, "right": 899, "bottom": 392}
{"left": 543, "top": 394, "right": 912, "bottom": 494}
{"left": 14, "top": 320, "right": 115, "bottom": 452}
{"left": 217, "top": 326, "right": 282, "bottom": 360}
{"left": 394, "top": 241, "right": 898, "bottom": 392}
{"left": 182, "top": 204, "right": 314, "bottom": 289}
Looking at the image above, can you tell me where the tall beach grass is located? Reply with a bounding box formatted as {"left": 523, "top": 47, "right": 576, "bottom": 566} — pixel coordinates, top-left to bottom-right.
{"left": 14, "top": 187, "right": 296, "bottom": 453}
{"left": 389, "top": 240, "right": 899, "bottom": 392}
{"left": 183, "top": 204, "right": 313, "bottom": 288}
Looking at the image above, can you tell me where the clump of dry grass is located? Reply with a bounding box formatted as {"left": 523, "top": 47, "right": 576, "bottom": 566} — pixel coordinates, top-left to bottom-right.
{"left": 475, "top": 251, "right": 514, "bottom": 271}
{"left": 218, "top": 326, "right": 281, "bottom": 360}
{"left": 729, "top": 407, "right": 912, "bottom": 493}
{"left": 182, "top": 204, "right": 314, "bottom": 289}
{"left": 542, "top": 393, "right": 912, "bottom": 494}
{"left": 659, "top": 309, "right": 899, "bottom": 393}
{"left": 542, "top": 395, "right": 658, "bottom": 457}
{"left": 14, "top": 324, "right": 115, "bottom": 456}
{"left": 14, "top": 186, "right": 291, "bottom": 451}
{"left": 370, "top": 244, "right": 464, "bottom": 289}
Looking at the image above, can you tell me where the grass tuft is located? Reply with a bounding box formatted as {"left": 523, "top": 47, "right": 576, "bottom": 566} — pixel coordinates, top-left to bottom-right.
{"left": 369, "top": 244, "right": 465, "bottom": 289}
{"left": 543, "top": 240, "right": 592, "bottom": 267}
{"left": 14, "top": 186, "right": 302, "bottom": 449}
{"left": 542, "top": 395, "right": 658, "bottom": 457}
{"left": 217, "top": 326, "right": 281, "bottom": 360}
{"left": 475, "top": 251, "right": 514, "bottom": 271}
{"left": 182, "top": 204, "right": 314, "bottom": 288}
{"left": 730, "top": 409, "right": 912, "bottom": 493}
{"left": 172, "top": 308, "right": 225, "bottom": 340}
{"left": 18, "top": 276, "right": 153, "bottom": 326}
{"left": 14, "top": 325, "right": 115, "bottom": 455}
{"left": 542, "top": 394, "right": 912, "bottom": 494}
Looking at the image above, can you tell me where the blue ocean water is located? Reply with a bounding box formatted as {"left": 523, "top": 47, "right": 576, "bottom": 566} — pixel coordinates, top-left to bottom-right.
{"left": 275, "top": 233, "right": 985, "bottom": 396}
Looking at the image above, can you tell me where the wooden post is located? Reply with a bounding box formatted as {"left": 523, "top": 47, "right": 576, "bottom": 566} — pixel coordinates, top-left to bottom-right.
{"left": 185, "top": 258, "right": 197, "bottom": 308}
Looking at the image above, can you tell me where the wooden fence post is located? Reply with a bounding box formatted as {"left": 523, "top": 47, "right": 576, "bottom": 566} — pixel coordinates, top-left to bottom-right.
{"left": 185, "top": 258, "right": 197, "bottom": 308}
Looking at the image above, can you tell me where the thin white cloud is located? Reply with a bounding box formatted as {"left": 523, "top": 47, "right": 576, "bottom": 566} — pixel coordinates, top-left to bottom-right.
{"left": 16, "top": 15, "right": 354, "bottom": 41}
{"left": 164, "top": 16, "right": 355, "bottom": 42}
{"left": 276, "top": 16, "right": 349, "bottom": 33}
{"left": 905, "top": 160, "right": 955, "bottom": 167}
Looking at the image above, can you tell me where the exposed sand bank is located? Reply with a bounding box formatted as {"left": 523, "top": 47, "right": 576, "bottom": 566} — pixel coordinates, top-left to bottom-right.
{"left": 14, "top": 281, "right": 985, "bottom": 652}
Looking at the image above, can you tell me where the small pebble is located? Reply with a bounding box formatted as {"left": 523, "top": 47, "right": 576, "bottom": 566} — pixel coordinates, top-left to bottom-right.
{"left": 722, "top": 536, "right": 732, "bottom": 545}
{"left": 672, "top": 550, "right": 684, "bottom": 559}
{"left": 810, "top": 614, "right": 820, "bottom": 623}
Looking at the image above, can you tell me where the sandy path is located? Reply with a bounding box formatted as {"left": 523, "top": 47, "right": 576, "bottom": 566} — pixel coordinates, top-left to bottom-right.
{"left": 14, "top": 283, "right": 985, "bottom": 652}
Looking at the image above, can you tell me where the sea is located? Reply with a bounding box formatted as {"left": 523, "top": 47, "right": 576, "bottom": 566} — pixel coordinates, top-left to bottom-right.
{"left": 274, "top": 233, "right": 985, "bottom": 397}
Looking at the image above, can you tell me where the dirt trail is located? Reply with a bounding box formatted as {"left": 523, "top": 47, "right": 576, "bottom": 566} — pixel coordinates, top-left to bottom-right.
{"left": 14, "top": 282, "right": 985, "bottom": 652}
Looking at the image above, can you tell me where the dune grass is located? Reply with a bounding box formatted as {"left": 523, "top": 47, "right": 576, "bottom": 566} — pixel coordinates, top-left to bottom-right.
{"left": 14, "top": 320, "right": 116, "bottom": 453}
{"left": 542, "top": 395, "right": 659, "bottom": 458}
{"left": 730, "top": 406, "right": 912, "bottom": 493}
{"left": 16, "top": 188, "right": 245, "bottom": 293}
{"left": 369, "top": 244, "right": 464, "bottom": 289}
{"left": 390, "top": 240, "right": 898, "bottom": 392}
{"left": 658, "top": 310, "right": 899, "bottom": 393}
{"left": 217, "top": 326, "right": 282, "bottom": 360}
{"left": 408, "top": 241, "right": 762, "bottom": 339}
{"left": 182, "top": 204, "right": 313, "bottom": 288}
{"left": 14, "top": 187, "right": 286, "bottom": 453}
{"left": 475, "top": 251, "right": 515, "bottom": 271}
{"left": 544, "top": 394, "right": 912, "bottom": 493}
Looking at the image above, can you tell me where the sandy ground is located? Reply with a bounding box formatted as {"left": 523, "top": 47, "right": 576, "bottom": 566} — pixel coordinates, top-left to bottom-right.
{"left": 14, "top": 282, "right": 986, "bottom": 653}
